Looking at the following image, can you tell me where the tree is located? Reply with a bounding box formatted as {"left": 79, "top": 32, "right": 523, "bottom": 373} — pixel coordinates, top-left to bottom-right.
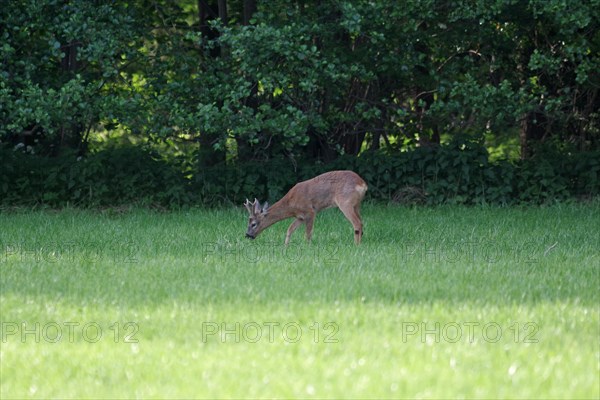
{"left": 0, "top": 1, "right": 144, "bottom": 155}
{"left": 2, "top": 0, "right": 598, "bottom": 163}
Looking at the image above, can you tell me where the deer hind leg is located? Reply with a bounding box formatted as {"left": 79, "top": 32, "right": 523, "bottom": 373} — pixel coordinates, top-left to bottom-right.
{"left": 338, "top": 202, "right": 363, "bottom": 245}
{"left": 285, "top": 218, "right": 304, "bottom": 246}
{"left": 354, "top": 204, "right": 363, "bottom": 238}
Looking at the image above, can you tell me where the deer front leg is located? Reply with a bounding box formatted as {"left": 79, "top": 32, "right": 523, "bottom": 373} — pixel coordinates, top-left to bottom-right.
{"left": 304, "top": 214, "right": 315, "bottom": 242}
{"left": 285, "top": 218, "right": 304, "bottom": 245}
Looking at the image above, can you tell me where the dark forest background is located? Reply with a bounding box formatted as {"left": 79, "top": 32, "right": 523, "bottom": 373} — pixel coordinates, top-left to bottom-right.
{"left": 1, "top": 0, "right": 598, "bottom": 207}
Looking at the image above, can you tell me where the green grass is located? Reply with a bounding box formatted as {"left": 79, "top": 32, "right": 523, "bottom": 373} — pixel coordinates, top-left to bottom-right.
{"left": 1, "top": 204, "right": 599, "bottom": 399}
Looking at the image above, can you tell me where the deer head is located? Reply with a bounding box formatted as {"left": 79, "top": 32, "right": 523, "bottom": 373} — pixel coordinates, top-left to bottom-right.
{"left": 244, "top": 198, "right": 269, "bottom": 239}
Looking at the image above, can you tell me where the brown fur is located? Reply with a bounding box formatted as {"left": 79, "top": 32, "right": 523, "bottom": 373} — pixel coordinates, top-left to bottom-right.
{"left": 244, "top": 170, "right": 367, "bottom": 245}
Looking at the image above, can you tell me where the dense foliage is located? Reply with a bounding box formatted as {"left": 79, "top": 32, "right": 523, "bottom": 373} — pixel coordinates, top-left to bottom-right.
{"left": 2, "top": 138, "right": 598, "bottom": 207}
{"left": 1, "top": 0, "right": 598, "bottom": 207}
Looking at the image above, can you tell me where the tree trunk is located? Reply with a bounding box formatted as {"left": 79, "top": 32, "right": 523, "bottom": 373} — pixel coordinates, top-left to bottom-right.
{"left": 197, "top": 0, "right": 225, "bottom": 166}
{"left": 341, "top": 131, "right": 366, "bottom": 155}
{"left": 57, "top": 40, "right": 85, "bottom": 155}
{"left": 519, "top": 111, "right": 547, "bottom": 159}
{"left": 243, "top": 0, "right": 257, "bottom": 25}
{"left": 218, "top": 0, "right": 228, "bottom": 24}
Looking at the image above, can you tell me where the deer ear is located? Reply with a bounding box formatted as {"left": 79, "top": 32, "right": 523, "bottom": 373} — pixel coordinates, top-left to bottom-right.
{"left": 253, "top": 198, "right": 261, "bottom": 214}
{"left": 261, "top": 202, "right": 269, "bottom": 214}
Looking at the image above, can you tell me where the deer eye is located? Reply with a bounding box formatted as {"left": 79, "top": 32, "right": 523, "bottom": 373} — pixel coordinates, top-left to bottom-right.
{"left": 251, "top": 221, "right": 257, "bottom": 228}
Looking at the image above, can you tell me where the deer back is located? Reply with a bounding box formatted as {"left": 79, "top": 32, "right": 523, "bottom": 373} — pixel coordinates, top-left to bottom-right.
{"left": 284, "top": 170, "right": 367, "bottom": 212}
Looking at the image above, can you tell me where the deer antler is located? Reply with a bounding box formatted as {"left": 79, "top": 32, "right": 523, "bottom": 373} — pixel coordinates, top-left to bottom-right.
{"left": 244, "top": 198, "right": 254, "bottom": 214}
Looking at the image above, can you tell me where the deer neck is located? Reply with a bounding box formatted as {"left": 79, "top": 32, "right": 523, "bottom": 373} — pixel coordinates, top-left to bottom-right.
{"left": 261, "top": 198, "right": 295, "bottom": 229}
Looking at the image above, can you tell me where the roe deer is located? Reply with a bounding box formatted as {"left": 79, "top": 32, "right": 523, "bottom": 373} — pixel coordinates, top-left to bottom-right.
{"left": 244, "top": 170, "right": 367, "bottom": 245}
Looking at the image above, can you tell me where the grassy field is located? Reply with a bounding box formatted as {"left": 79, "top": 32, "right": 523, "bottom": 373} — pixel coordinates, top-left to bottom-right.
{"left": 1, "top": 203, "right": 599, "bottom": 399}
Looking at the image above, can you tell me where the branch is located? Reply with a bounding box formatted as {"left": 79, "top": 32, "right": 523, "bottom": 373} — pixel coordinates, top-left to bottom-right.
{"left": 437, "top": 50, "right": 483, "bottom": 72}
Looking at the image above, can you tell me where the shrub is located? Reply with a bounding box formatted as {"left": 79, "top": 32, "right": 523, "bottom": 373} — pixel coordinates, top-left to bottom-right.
{"left": 1, "top": 138, "right": 597, "bottom": 208}
{"left": 1, "top": 146, "right": 191, "bottom": 208}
